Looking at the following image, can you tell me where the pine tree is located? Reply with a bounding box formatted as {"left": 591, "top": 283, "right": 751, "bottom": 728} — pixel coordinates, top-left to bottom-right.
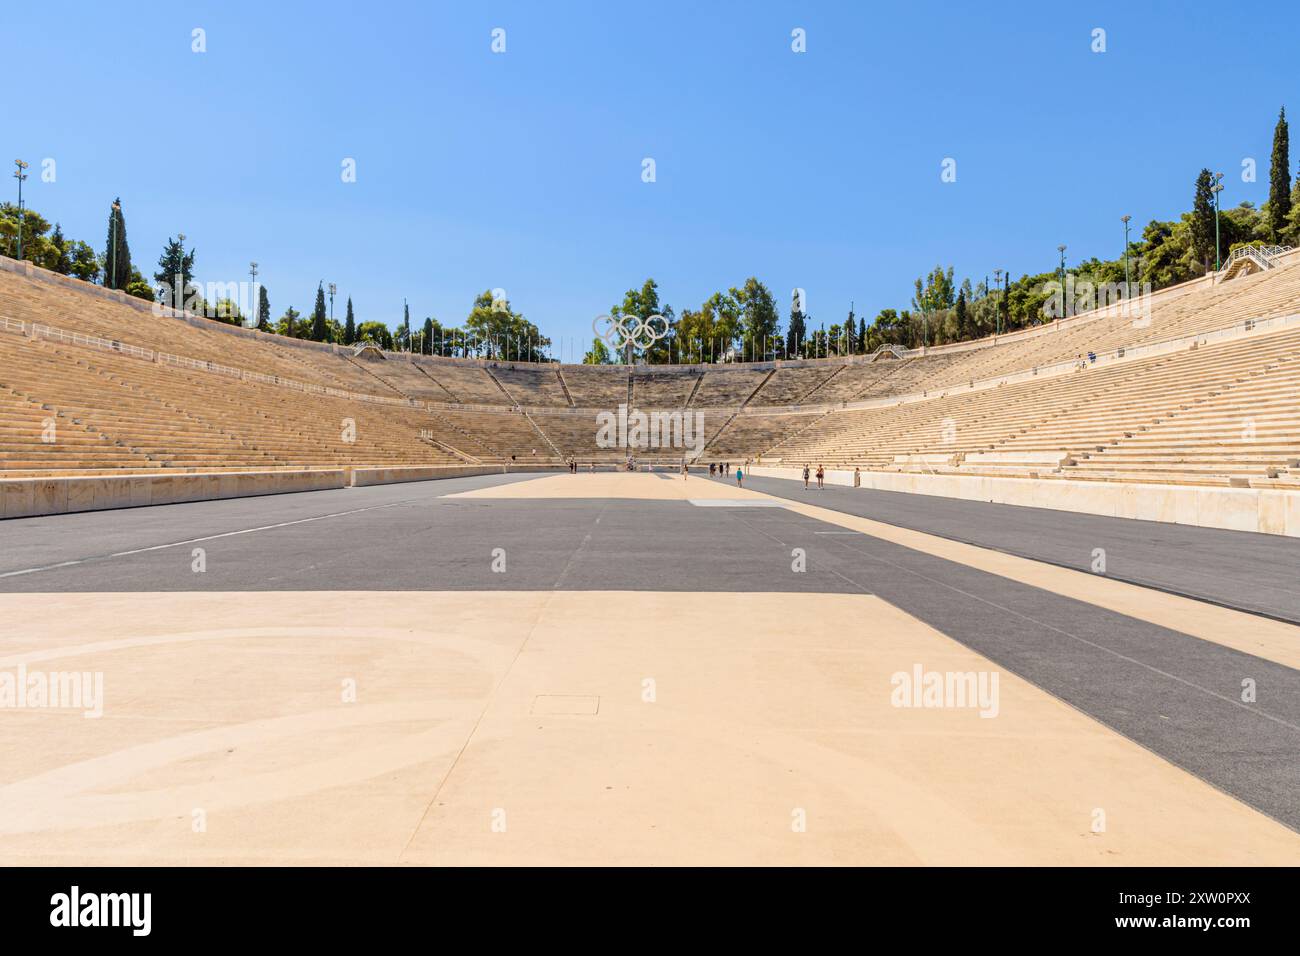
{"left": 154, "top": 237, "right": 196, "bottom": 309}
{"left": 344, "top": 298, "right": 356, "bottom": 345}
{"left": 256, "top": 286, "right": 271, "bottom": 332}
{"left": 310, "top": 283, "right": 328, "bottom": 341}
{"left": 1269, "top": 107, "right": 1291, "bottom": 242}
{"left": 1190, "top": 169, "right": 1217, "bottom": 272}
{"left": 103, "top": 199, "right": 132, "bottom": 290}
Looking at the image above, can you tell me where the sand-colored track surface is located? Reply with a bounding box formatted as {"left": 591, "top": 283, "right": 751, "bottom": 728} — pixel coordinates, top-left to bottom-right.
{"left": 445, "top": 470, "right": 772, "bottom": 501}
{"left": 0, "top": 590, "right": 1295, "bottom": 864}
{"left": 2, "top": 472, "right": 1297, "bottom": 865}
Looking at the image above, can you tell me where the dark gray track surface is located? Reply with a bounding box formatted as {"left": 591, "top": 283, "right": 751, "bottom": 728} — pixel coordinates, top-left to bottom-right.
{"left": 2, "top": 471, "right": 1298, "bottom": 832}
{"left": 722, "top": 505, "right": 1300, "bottom": 834}
{"left": 0, "top": 473, "right": 854, "bottom": 594}
{"left": 741, "top": 473, "right": 1300, "bottom": 624}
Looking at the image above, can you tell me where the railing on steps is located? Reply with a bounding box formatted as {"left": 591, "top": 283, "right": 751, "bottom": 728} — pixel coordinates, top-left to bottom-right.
{"left": 1217, "top": 244, "right": 1295, "bottom": 283}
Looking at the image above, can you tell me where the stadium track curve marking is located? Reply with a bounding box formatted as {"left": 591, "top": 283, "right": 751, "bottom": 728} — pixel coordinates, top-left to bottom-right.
{"left": 743, "top": 476, "right": 1300, "bottom": 627}
{"left": 770, "top": 497, "right": 1300, "bottom": 671}
{"left": 452, "top": 472, "right": 1300, "bottom": 670}
{"left": 714, "top": 504, "right": 1300, "bottom": 834}
{"left": 718, "top": 507, "right": 1300, "bottom": 735}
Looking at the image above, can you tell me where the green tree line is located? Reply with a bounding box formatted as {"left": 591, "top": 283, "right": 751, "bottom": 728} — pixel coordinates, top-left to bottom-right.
{"left": 7, "top": 107, "right": 1297, "bottom": 362}
{"left": 586, "top": 108, "right": 1300, "bottom": 360}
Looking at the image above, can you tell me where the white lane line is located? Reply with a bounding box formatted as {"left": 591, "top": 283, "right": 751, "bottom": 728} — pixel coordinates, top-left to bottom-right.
{"left": 109, "top": 502, "right": 410, "bottom": 556}
{"left": 0, "top": 560, "right": 83, "bottom": 579}
{"left": 0, "top": 500, "right": 412, "bottom": 578}
{"left": 687, "top": 499, "right": 786, "bottom": 507}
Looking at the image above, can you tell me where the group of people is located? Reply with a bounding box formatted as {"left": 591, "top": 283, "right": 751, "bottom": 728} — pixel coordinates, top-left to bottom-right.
{"left": 566, "top": 458, "right": 848, "bottom": 491}
{"left": 703, "top": 461, "right": 745, "bottom": 486}
{"left": 564, "top": 456, "right": 857, "bottom": 491}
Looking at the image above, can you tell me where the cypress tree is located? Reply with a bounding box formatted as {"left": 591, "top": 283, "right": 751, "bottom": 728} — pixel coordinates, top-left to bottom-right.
{"left": 1190, "top": 169, "right": 1216, "bottom": 272}
{"left": 310, "top": 283, "right": 328, "bottom": 341}
{"left": 1269, "top": 107, "right": 1291, "bottom": 242}
{"left": 998, "top": 271, "right": 1007, "bottom": 331}
{"left": 1002, "top": 270, "right": 1012, "bottom": 331}
{"left": 786, "top": 290, "right": 807, "bottom": 357}
{"left": 103, "top": 199, "right": 132, "bottom": 290}
{"left": 1292, "top": 165, "right": 1300, "bottom": 244}
{"left": 256, "top": 286, "right": 271, "bottom": 332}
{"left": 955, "top": 289, "right": 969, "bottom": 340}
{"left": 344, "top": 298, "right": 356, "bottom": 345}
{"left": 858, "top": 316, "right": 867, "bottom": 353}
{"left": 421, "top": 317, "right": 434, "bottom": 355}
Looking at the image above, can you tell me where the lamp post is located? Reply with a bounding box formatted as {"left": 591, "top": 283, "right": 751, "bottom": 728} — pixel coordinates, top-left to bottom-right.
{"left": 175, "top": 233, "right": 186, "bottom": 314}
{"left": 328, "top": 282, "right": 336, "bottom": 329}
{"left": 249, "top": 262, "right": 259, "bottom": 328}
{"left": 1120, "top": 215, "right": 1132, "bottom": 300}
{"left": 993, "top": 269, "right": 1003, "bottom": 335}
{"left": 1211, "top": 172, "right": 1225, "bottom": 271}
{"left": 13, "top": 159, "right": 30, "bottom": 260}
{"left": 1057, "top": 245, "right": 1067, "bottom": 321}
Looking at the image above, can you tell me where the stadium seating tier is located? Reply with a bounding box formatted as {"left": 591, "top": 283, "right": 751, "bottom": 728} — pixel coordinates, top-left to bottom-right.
{"left": 3, "top": 256, "right": 1300, "bottom": 485}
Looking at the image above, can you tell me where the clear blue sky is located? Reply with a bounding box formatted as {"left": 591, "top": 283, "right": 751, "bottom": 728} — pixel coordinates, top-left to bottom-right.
{"left": 5, "top": 0, "right": 1297, "bottom": 356}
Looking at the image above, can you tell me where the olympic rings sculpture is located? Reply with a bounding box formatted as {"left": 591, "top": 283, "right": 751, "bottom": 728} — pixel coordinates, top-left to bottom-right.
{"left": 592, "top": 313, "right": 670, "bottom": 350}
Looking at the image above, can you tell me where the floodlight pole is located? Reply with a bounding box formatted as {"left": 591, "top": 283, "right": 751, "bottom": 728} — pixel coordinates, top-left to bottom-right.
{"left": 13, "top": 159, "right": 30, "bottom": 260}
{"left": 1119, "top": 215, "right": 1132, "bottom": 299}
{"left": 993, "top": 269, "right": 1003, "bottom": 335}
{"left": 1057, "top": 245, "right": 1067, "bottom": 319}
{"left": 249, "top": 262, "right": 259, "bottom": 327}
{"left": 176, "top": 233, "right": 187, "bottom": 314}
{"left": 1211, "top": 172, "right": 1225, "bottom": 271}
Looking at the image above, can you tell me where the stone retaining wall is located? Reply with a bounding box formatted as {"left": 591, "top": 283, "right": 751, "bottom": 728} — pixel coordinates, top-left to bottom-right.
{"left": 748, "top": 466, "right": 1300, "bottom": 538}
{"left": 0, "top": 469, "right": 348, "bottom": 518}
